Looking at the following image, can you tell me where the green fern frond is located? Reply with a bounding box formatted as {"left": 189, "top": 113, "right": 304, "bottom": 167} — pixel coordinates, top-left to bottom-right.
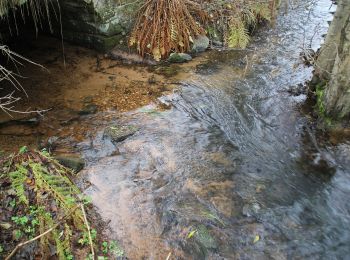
{"left": 242, "top": 8, "right": 257, "bottom": 27}
{"left": 250, "top": 2, "right": 272, "bottom": 22}
{"left": 2, "top": 150, "right": 93, "bottom": 259}
{"left": 31, "top": 162, "right": 85, "bottom": 228}
{"left": 228, "top": 20, "right": 250, "bottom": 49}
{"left": 37, "top": 207, "right": 51, "bottom": 258}
{"left": 9, "top": 164, "right": 29, "bottom": 205}
{"left": 62, "top": 224, "right": 73, "bottom": 258}
{"left": 41, "top": 210, "right": 68, "bottom": 260}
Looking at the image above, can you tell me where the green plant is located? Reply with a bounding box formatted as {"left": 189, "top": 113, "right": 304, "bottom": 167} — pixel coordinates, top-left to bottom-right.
{"left": 130, "top": 0, "right": 278, "bottom": 58}
{"left": 102, "top": 241, "right": 109, "bottom": 254}
{"left": 9, "top": 199, "right": 16, "bottom": 208}
{"left": 19, "top": 146, "right": 28, "bottom": 154}
{"left": 11, "top": 216, "right": 29, "bottom": 226}
{"left": 2, "top": 150, "right": 93, "bottom": 259}
{"left": 315, "top": 83, "right": 332, "bottom": 125}
{"left": 79, "top": 229, "right": 97, "bottom": 246}
{"left": 109, "top": 240, "right": 124, "bottom": 257}
{"left": 228, "top": 20, "right": 250, "bottom": 48}
{"left": 101, "top": 240, "right": 124, "bottom": 257}
{"left": 13, "top": 230, "right": 23, "bottom": 240}
{"left": 9, "top": 165, "right": 29, "bottom": 205}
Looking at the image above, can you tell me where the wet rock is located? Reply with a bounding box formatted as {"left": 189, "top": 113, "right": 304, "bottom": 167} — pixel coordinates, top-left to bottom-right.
{"left": 168, "top": 53, "right": 192, "bottom": 63}
{"left": 242, "top": 202, "right": 261, "bottom": 217}
{"left": 191, "top": 35, "right": 210, "bottom": 53}
{"left": 195, "top": 62, "right": 220, "bottom": 75}
{"left": 79, "top": 104, "right": 98, "bottom": 115}
{"left": 211, "top": 40, "right": 224, "bottom": 47}
{"left": 39, "top": 136, "right": 60, "bottom": 151}
{"left": 103, "top": 125, "right": 138, "bottom": 143}
{"left": 57, "top": 0, "right": 140, "bottom": 51}
{"left": 54, "top": 154, "right": 85, "bottom": 173}
{"left": 109, "top": 49, "right": 157, "bottom": 65}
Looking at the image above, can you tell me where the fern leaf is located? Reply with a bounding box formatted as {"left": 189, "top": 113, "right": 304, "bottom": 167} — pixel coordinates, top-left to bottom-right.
{"left": 228, "top": 20, "right": 250, "bottom": 49}
{"left": 9, "top": 164, "right": 29, "bottom": 205}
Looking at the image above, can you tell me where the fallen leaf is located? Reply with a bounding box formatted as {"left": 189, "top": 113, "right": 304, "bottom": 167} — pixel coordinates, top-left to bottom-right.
{"left": 187, "top": 230, "right": 197, "bottom": 239}
{"left": 253, "top": 235, "right": 260, "bottom": 243}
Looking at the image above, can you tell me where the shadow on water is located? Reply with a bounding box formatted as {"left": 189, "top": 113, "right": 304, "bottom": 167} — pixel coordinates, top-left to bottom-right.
{"left": 75, "top": 0, "right": 350, "bottom": 259}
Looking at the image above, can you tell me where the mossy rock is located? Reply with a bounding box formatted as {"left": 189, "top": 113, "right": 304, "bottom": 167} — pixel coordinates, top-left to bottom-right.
{"left": 168, "top": 53, "right": 192, "bottom": 63}
{"left": 103, "top": 125, "right": 138, "bottom": 143}
{"left": 54, "top": 154, "right": 85, "bottom": 173}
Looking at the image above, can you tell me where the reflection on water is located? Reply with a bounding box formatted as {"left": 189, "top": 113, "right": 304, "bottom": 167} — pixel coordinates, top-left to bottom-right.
{"left": 76, "top": 0, "right": 350, "bottom": 259}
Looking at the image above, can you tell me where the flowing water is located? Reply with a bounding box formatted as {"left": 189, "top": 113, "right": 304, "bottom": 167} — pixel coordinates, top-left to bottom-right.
{"left": 59, "top": 1, "right": 349, "bottom": 259}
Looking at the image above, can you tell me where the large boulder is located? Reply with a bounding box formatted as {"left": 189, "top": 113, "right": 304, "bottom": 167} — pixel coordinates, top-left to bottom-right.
{"left": 57, "top": 0, "right": 140, "bottom": 51}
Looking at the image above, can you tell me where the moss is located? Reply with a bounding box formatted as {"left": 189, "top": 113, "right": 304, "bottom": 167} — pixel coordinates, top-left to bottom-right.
{"left": 315, "top": 82, "right": 332, "bottom": 126}
{"left": 315, "top": 83, "right": 326, "bottom": 115}
{"left": 195, "top": 224, "right": 218, "bottom": 251}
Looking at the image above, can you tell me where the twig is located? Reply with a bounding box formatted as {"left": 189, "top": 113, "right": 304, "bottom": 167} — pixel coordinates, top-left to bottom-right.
{"left": 166, "top": 251, "right": 172, "bottom": 260}
{"left": 5, "top": 228, "right": 56, "bottom": 260}
{"left": 80, "top": 203, "right": 95, "bottom": 259}
{"left": 0, "top": 91, "right": 50, "bottom": 117}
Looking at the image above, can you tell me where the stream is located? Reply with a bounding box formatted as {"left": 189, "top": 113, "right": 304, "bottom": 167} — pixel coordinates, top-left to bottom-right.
{"left": 3, "top": 0, "right": 350, "bottom": 259}
{"left": 71, "top": 0, "right": 350, "bottom": 259}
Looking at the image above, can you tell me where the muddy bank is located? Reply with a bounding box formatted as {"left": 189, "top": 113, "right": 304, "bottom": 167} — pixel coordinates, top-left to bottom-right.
{"left": 0, "top": 36, "right": 198, "bottom": 153}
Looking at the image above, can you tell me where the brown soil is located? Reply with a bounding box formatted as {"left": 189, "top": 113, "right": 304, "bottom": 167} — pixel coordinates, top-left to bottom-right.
{"left": 0, "top": 36, "right": 179, "bottom": 153}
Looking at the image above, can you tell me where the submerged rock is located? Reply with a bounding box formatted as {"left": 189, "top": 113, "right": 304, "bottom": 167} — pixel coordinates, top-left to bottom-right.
{"left": 195, "top": 225, "right": 218, "bottom": 250}
{"left": 103, "top": 125, "right": 138, "bottom": 143}
{"left": 54, "top": 154, "right": 85, "bottom": 173}
{"left": 79, "top": 104, "right": 98, "bottom": 115}
{"left": 242, "top": 202, "right": 261, "bottom": 217}
{"left": 108, "top": 49, "right": 157, "bottom": 65}
{"left": 168, "top": 53, "right": 192, "bottom": 63}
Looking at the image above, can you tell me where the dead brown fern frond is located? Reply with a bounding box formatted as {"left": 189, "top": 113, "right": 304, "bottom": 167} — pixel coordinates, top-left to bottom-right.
{"left": 129, "top": 0, "right": 205, "bottom": 60}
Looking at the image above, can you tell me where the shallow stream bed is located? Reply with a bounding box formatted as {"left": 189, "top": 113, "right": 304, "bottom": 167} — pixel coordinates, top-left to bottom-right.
{"left": 2, "top": 0, "right": 350, "bottom": 259}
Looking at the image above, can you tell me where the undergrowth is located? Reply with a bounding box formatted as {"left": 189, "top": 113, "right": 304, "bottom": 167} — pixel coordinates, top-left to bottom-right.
{"left": 0, "top": 148, "right": 124, "bottom": 259}
{"left": 130, "top": 0, "right": 279, "bottom": 60}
